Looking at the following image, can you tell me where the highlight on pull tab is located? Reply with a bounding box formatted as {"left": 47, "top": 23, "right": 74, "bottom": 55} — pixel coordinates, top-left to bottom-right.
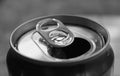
{"left": 36, "top": 18, "right": 74, "bottom": 47}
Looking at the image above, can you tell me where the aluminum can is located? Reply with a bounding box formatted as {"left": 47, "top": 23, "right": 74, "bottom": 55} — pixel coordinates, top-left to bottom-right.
{"left": 7, "top": 15, "right": 114, "bottom": 76}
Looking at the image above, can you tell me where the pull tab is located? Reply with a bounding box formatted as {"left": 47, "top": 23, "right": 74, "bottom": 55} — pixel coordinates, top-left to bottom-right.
{"left": 36, "top": 18, "right": 74, "bottom": 47}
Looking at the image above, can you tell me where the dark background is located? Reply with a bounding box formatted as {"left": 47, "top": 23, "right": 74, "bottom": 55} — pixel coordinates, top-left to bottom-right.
{"left": 0, "top": 0, "right": 120, "bottom": 76}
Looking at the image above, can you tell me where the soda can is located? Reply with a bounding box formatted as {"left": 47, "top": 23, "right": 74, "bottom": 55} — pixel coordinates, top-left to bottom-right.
{"left": 7, "top": 15, "right": 114, "bottom": 76}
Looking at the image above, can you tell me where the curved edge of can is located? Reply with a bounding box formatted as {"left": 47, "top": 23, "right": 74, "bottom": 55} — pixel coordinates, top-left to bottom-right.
{"left": 9, "top": 15, "right": 111, "bottom": 65}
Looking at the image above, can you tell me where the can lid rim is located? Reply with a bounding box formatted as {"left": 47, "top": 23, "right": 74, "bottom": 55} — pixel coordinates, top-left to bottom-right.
{"left": 9, "top": 15, "right": 110, "bottom": 65}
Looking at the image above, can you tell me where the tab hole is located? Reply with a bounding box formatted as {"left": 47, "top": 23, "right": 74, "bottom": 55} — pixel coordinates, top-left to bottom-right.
{"left": 40, "top": 19, "right": 58, "bottom": 31}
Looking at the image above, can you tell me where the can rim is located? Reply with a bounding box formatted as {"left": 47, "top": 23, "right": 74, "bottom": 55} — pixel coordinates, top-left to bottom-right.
{"left": 10, "top": 15, "right": 110, "bottom": 65}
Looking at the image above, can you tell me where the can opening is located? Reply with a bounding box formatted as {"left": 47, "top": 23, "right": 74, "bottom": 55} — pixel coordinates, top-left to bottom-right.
{"left": 48, "top": 37, "right": 91, "bottom": 59}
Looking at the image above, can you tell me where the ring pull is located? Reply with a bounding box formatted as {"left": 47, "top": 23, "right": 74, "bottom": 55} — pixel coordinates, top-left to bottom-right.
{"left": 36, "top": 18, "right": 74, "bottom": 47}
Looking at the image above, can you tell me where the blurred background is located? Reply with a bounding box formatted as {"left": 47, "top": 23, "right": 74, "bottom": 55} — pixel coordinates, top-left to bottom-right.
{"left": 0, "top": 0, "right": 120, "bottom": 76}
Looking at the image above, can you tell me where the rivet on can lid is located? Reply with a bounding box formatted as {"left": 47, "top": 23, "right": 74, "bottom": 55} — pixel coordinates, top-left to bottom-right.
{"left": 35, "top": 18, "right": 74, "bottom": 47}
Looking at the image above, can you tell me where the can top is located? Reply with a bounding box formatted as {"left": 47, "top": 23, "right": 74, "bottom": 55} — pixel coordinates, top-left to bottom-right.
{"left": 10, "top": 15, "right": 110, "bottom": 64}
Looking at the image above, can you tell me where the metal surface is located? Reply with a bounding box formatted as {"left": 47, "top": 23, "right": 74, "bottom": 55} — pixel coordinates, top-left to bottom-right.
{"left": 17, "top": 25, "right": 102, "bottom": 62}
{"left": 35, "top": 18, "right": 74, "bottom": 47}
{"left": 7, "top": 15, "right": 114, "bottom": 76}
